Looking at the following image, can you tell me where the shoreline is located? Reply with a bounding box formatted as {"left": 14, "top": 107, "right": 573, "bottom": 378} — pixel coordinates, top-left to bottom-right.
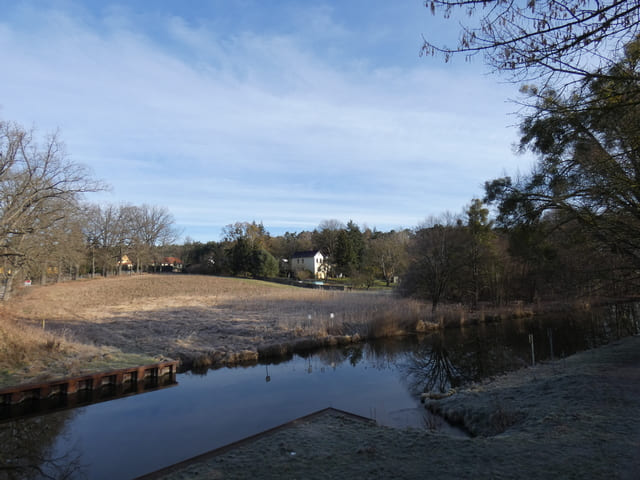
{"left": 1, "top": 275, "right": 638, "bottom": 390}
{"left": 144, "top": 335, "right": 640, "bottom": 479}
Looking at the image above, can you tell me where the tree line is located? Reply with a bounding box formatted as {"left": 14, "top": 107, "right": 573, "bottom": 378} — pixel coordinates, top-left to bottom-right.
{"left": 0, "top": 120, "right": 178, "bottom": 298}
{"left": 180, "top": 196, "right": 636, "bottom": 312}
{"left": 180, "top": 220, "right": 410, "bottom": 288}
{"left": 409, "top": 0, "right": 640, "bottom": 310}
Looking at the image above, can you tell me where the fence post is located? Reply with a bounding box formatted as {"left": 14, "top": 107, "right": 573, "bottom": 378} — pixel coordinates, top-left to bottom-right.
{"left": 529, "top": 333, "right": 535, "bottom": 366}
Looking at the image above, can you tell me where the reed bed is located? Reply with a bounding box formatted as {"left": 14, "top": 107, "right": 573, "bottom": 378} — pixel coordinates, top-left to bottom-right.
{"left": 7, "top": 274, "right": 300, "bottom": 321}
{"left": 417, "top": 303, "right": 536, "bottom": 329}
{"left": 273, "top": 291, "right": 430, "bottom": 338}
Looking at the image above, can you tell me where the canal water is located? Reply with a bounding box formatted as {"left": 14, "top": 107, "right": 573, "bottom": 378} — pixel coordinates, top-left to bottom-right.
{"left": 2, "top": 303, "right": 639, "bottom": 479}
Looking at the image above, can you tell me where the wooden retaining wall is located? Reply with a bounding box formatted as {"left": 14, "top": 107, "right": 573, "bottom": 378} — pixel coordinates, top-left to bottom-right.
{"left": 0, "top": 360, "right": 178, "bottom": 406}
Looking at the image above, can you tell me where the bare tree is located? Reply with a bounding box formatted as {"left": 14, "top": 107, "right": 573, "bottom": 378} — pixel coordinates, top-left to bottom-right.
{"left": 368, "top": 230, "right": 410, "bottom": 286}
{"left": 21, "top": 201, "right": 87, "bottom": 285}
{"left": 0, "top": 121, "right": 102, "bottom": 297}
{"left": 84, "top": 203, "right": 178, "bottom": 275}
{"left": 83, "top": 204, "right": 128, "bottom": 277}
{"left": 127, "top": 204, "right": 179, "bottom": 272}
{"left": 422, "top": 0, "right": 640, "bottom": 87}
{"left": 401, "top": 214, "right": 466, "bottom": 312}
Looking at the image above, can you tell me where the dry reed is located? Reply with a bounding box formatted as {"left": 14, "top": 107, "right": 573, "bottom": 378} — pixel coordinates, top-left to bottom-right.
{"left": 272, "top": 291, "right": 430, "bottom": 338}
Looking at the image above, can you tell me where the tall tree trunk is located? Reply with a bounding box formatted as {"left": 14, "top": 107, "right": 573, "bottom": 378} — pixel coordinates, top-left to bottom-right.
{"left": 2, "top": 271, "right": 19, "bottom": 301}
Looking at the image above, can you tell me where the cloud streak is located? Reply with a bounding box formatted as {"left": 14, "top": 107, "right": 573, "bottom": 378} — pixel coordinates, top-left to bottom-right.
{"left": 0, "top": 2, "right": 531, "bottom": 240}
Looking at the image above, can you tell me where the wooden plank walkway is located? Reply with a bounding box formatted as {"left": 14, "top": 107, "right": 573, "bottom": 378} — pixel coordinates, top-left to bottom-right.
{"left": 0, "top": 360, "right": 178, "bottom": 407}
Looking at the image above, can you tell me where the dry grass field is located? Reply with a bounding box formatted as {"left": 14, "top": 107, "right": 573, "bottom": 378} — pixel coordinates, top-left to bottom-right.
{"left": 0, "top": 274, "right": 432, "bottom": 387}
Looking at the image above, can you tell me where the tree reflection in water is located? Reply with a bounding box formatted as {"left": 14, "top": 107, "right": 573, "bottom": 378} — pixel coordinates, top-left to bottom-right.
{"left": 306, "top": 329, "right": 523, "bottom": 397}
{"left": 401, "top": 328, "right": 528, "bottom": 397}
{"left": 401, "top": 303, "right": 640, "bottom": 397}
{"left": 0, "top": 410, "right": 83, "bottom": 480}
{"left": 404, "top": 334, "right": 464, "bottom": 395}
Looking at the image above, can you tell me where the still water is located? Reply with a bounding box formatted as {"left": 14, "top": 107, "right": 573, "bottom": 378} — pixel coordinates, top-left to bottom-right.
{"left": 2, "top": 303, "right": 639, "bottom": 479}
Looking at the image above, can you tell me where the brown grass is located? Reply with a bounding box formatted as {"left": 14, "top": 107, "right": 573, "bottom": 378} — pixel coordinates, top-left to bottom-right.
{"left": 0, "top": 274, "right": 434, "bottom": 384}
{"left": 0, "top": 311, "right": 154, "bottom": 387}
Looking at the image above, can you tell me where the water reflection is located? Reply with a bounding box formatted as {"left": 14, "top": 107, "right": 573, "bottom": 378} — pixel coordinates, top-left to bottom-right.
{"left": 398, "top": 303, "right": 640, "bottom": 397}
{"left": 0, "top": 373, "right": 177, "bottom": 423}
{"left": 0, "top": 411, "right": 84, "bottom": 480}
{"left": 404, "top": 334, "right": 463, "bottom": 395}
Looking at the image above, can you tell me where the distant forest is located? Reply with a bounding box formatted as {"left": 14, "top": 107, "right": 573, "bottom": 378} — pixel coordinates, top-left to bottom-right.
{"left": 180, "top": 204, "right": 637, "bottom": 312}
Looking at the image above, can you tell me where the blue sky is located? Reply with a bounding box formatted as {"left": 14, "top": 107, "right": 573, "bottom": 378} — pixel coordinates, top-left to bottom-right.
{"left": 0, "top": 0, "right": 533, "bottom": 242}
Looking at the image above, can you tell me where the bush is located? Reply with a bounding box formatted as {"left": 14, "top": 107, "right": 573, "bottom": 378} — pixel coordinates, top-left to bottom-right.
{"left": 251, "top": 249, "right": 279, "bottom": 277}
{"left": 295, "top": 269, "right": 313, "bottom": 281}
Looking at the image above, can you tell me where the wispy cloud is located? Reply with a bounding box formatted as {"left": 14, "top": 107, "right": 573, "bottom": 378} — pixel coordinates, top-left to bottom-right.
{"left": 0, "top": 2, "right": 531, "bottom": 240}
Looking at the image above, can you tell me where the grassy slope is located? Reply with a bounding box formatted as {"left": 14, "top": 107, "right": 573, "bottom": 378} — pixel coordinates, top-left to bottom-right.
{"left": 0, "top": 274, "right": 429, "bottom": 388}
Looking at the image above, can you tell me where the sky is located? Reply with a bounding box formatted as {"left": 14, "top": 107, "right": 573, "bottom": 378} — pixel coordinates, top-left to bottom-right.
{"left": 0, "top": 0, "right": 534, "bottom": 242}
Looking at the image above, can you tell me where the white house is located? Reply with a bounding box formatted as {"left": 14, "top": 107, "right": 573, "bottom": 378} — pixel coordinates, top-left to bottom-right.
{"left": 290, "top": 250, "right": 325, "bottom": 279}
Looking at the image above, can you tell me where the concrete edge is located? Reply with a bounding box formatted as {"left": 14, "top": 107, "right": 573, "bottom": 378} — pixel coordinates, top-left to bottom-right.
{"left": 134, "top": 407, "right": 375, "bottom": 480}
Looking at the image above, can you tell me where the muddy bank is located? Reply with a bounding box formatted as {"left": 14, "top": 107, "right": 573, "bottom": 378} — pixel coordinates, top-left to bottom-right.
{"left": 182, "top": 333, "right": 370, "bottom": 371}
{"left": 146, "top": 335, "right": 640, "bottom": 479}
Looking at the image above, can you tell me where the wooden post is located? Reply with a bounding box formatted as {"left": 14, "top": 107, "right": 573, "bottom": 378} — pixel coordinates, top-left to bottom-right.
{"left": 67, "top": 379, "right": 78, "bottom": 395}
{"left": 528, "top": 333, "right": 535, "bottom": 366}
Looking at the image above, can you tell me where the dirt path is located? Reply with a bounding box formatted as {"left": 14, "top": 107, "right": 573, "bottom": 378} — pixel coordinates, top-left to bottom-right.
{"left": 147, "top": 335, "right": 640, "bottom": 479}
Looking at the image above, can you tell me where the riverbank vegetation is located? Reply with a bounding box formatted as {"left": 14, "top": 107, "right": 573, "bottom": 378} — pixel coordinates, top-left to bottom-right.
{"left": 0, "top": 275, "right": 436, "bottom": 386}
{"left": 0, "top": 268, "right": 629, "bottom": 388}
{"left": 0, "top": 307, "right": 156, "bottom": 388}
